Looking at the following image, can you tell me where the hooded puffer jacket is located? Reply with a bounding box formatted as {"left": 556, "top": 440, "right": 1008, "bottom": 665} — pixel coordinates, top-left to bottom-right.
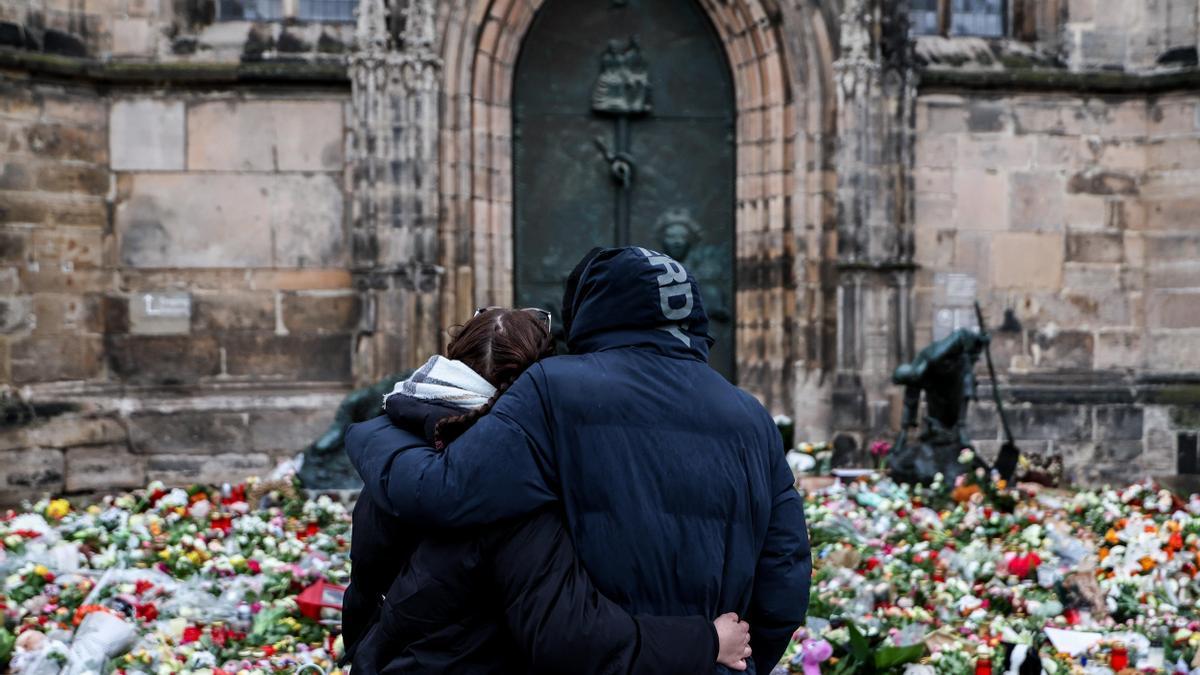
{"left": 346, "top": 246, "right": 811, "bottom": 674}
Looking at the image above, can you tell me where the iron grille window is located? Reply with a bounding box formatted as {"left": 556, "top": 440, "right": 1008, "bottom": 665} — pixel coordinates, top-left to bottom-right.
{"left": 950, "top": 0, "right": 1004, "bottom": 37}
{"left": 910, "top": 0, "right": 941, "bottom": 36}
{"left": 298, "top": 0, "right": 357, "bottom": 22}
{"left": 910, "top": 0, "right": 1007, "bottom": 38}
{"left": 217, "top": 0, "right": 284, "bottom": 20}
{"left": 217, "top": 0, "right": 357, "bottom": 22}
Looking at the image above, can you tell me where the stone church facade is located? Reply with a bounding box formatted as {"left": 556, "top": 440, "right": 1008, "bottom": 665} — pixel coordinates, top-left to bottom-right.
{"left": 1, "top": 0, "right": 1198, "bottom": 499}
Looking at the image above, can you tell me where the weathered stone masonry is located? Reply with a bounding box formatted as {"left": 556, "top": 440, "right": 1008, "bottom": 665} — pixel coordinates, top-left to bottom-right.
{"left": 2, "top": 0, "right": 1200, "bottom": 500}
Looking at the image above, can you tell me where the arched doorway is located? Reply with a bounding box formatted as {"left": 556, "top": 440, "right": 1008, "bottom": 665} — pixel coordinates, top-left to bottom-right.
{"left": 511, "top": 0, "right": 736, "bottom": 378}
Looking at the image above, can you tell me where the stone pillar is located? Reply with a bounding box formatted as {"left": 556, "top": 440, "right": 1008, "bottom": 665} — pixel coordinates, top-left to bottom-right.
{"left": 830, "top": 0, "right": 917, "bottom": 449}
{"left": 349, "top": 0, "right": 443, "bottom": 385}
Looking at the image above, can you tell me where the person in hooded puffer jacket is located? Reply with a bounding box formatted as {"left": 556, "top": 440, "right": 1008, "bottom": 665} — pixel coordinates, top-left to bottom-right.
{"left": 347, "top": 247, "right": 811, "bottom": 674}
{"left": 343, "top": 306, "right": 755, "bottom": 674}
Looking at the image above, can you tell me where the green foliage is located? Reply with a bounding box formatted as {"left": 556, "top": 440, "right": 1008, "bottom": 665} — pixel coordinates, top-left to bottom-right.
{"left": 828, "top": 623, "right": 927, "bottom": 674}
{"left": 0, "top": 627, "right": 15, "bottom": 669}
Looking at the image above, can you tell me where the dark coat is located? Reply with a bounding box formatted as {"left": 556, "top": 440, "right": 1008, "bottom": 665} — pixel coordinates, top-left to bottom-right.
{"left": 345, "top": 393, "right": 717, "bottom": 674}
{"left": 347, "top": 246, "right": 812, "bottom": 674}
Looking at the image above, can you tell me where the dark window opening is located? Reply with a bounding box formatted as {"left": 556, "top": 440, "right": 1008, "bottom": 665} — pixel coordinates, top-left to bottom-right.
{"left": 1180, "top": 432, "right": 1199, "bottom": 474}
{"left": 217, "top": 0, "right": 284, "bottom": 21}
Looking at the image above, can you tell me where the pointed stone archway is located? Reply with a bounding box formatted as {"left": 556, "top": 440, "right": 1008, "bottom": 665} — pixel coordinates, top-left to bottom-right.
{"left": 434, "top": 0, "right": 838, "bottom": 413}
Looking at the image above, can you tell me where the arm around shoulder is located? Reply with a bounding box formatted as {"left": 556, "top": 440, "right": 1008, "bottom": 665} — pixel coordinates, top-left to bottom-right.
{"left": 344, "top": 369, "right": 559, "bottom": 527}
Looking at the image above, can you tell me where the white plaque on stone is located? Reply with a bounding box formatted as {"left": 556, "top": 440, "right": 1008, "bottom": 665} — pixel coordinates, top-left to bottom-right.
{"left": 129, "top": 292, "right": 192, "bottom": 335}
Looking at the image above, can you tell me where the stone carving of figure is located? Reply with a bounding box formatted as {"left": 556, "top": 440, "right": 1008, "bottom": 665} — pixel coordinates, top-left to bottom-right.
{"left": 592, "top": 38, "right": 652, "bottom": 115}
{"left": 654, "top": 208, "right": 730, "bottom": 324}
{"left": 889, "top": 328, "right": 990, "bottom": 484}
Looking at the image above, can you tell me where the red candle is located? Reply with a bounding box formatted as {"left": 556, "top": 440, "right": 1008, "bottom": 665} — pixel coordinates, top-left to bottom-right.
{"left": 1111, "top": 642, "right": 1128, "bottom": 670}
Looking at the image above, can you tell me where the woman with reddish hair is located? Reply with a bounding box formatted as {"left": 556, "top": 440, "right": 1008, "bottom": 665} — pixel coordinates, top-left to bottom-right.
{"left": 343, "top": 307, "right": 752, "bottom": 674}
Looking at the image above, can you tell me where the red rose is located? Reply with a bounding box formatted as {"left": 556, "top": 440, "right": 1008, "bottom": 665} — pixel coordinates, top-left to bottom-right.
{"left": 210, "top": 517, "right": 233, "bottom": 534}
{"left": 136, "top": 603, "right": 158, "bottom": 622}
{"left": 247, "top": 559, "right": 262, "bottom": 574}
{"left": 182, "top": 626, "right": 202, "bottom": 644}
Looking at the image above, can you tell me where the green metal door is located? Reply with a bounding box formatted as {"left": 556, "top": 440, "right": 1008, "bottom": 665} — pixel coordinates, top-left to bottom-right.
{"left": 513, "top": 0, "right": 736, "bottom": 379}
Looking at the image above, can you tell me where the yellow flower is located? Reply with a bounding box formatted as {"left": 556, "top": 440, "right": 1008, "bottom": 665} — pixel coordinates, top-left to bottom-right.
{"left": 46, "top": 499, "right": 70, "bottom": 520}
{"left": 33, "top": 564, "right": 49, "bottom": 577}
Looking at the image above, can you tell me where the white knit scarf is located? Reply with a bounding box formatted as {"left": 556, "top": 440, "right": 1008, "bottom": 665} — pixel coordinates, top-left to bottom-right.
{"left": 382, "top": 355, "right": 496, "bottom": 410}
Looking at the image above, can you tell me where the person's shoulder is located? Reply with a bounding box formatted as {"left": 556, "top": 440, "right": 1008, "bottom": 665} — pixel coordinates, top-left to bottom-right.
{"left": 345, "top": 413, "right": 425, "bottom": 451}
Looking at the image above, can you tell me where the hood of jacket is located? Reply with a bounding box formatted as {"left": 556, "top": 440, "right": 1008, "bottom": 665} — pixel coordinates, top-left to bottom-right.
{"left": 561, "top": 246, "right": 713, "bottom": 362}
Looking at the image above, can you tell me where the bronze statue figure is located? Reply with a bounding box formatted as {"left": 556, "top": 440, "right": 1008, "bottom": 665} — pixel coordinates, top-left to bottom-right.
{"left": 889, "top": 328, "right": 990, "bottom": 484}
{"left": 299, "top": 373, "right": 409, "bottom": 489}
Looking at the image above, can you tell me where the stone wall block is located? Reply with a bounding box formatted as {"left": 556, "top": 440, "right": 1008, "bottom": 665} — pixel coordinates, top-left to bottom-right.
{"left": 0, "top": 162, "right": 35, "bottom": 191}
{"left": 991, "top": 232, "right": 1064, "bottom": 289}
{"left": 110, "top": 99, "right": 185, "bottom": 171}
{"left": 1144, "top": 234, "right": 1200, "bottom": 262}
{"left": 957, "top": 136, "right": 1033, "bottom": 169}
{"left": 966, "top": 102, "right": 1009, "bottom": 133}
{"left": 1, "top": 448, "right": 65, "bottom": 502}
{"left": 1144, "top": 198, "right": 1200, "bottom": 231}
{"left": 921, "top": 102, "right": 969, "bottom": 134}
{"left": 66, "top": 444, "right": 146, "bottom": 492}
{"left": 128, "top": 411, "right": 251, "bottom": 455}
{"left": 1148, "top": 291, "right": 1200, "bottom": 329}
{"left": 954, "top": 171, "right": 1009, "bottom": 231}
{"left": 249, "top": 409, "right": 336, "bottom": 454}
{"left": 10, "top": 334, "right": 103, "bottom": 383}
{"left": 914, "top": 135, "right": 957, "bottom": 169}
{"left": 1097, "top": 440, "right": 1144, "bottom": 462}
{"left": 105, "top": 334, "right": 220, "bottom": 383}
{"left": 1011, "top": 171, "right": 1065, "bottom": 231}
{"left": 116, "top": 173, "right": 344, "bottom": 268}
{"left": 1031, "top": 329, "right": 1094, "bottom": 370}
{"left": 1146, "top": 332, "right": 1200, "bottom": 370}
{"left": 280, "top": 292, "right": 361, "bottom": 334}
{"left": 187, "top": 100, "right": 344, "bottom": 172}
{"left": 145, "top": 453, "right": 274, "bottom": 486}
{"left": 26, "top": 123, "right": 107, "bottom": 163}
{"left": 1009, "top": 405, "right": 1092, "bottom": 441}
{"left": 1094, "top": 405, "right": 1144, "bottom": 441}
{"left": 1066, "top": 232, "right": 1124, "bottom": 263}
{"left": 191, "top": 292, "right": 276, "bottom": 332}
{"left": 223, "top": 333, "right": 352, "bottom": 381}
{"left": 1145, "top": 138, "right": 1200, "bottom": 171}
{"left": 35, "top": 164, "right": 109, "bottom": 195}
{"left": 111, "top": 17, "right": 154, "bottom": 56}
{"left": 18, "top": 417, "right": 128, "bottom": 451}
{"left": 0, "top": 296, "right": 31, "bottom": 334}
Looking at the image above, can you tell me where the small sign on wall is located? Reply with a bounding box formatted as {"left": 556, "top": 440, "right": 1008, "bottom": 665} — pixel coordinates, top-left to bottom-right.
{"left": 932, "top": 273, "right": 979, "bottom": 341}
{"left": 130, "top": 292, "right": 192, "bottom": 335}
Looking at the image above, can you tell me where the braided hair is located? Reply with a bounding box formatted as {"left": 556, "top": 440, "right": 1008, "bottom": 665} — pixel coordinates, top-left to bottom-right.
{"left": 432, "top": 308, "right": 555, "bottom": 448}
